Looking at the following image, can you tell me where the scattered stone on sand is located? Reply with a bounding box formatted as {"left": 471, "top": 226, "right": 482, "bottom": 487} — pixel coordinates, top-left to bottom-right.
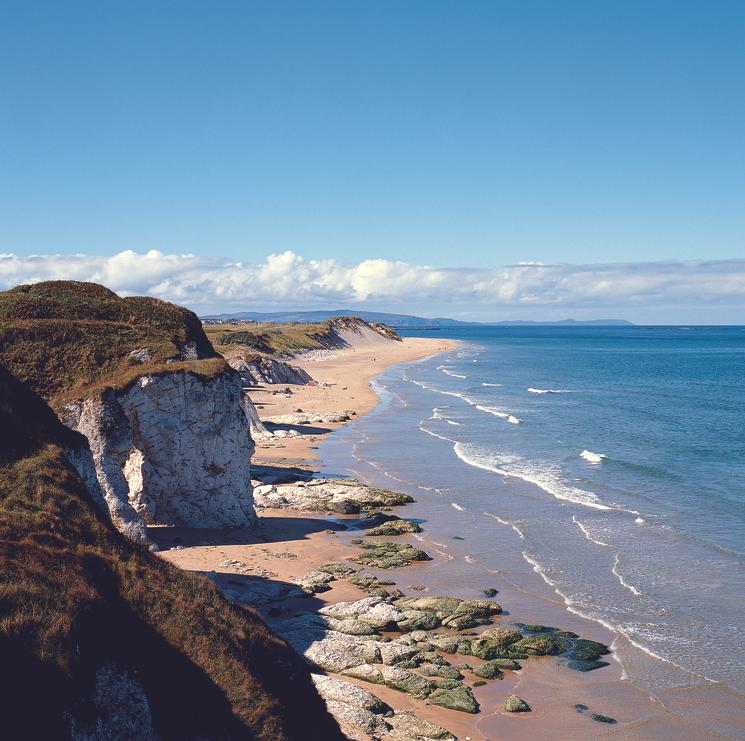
{"left": 483, "top": 588, "right": 498, "bottom": 597}
{"left": 428, "top": 685, "right": 480, "bottom": 714}
{"left": 504, "top": 695, "right": 531, "bottom": 713}
{"left": 590, "top": 713, "right": 618, "bottom": 724}
{"left": 355, "top": 541, "right": 432, "bottom": 569}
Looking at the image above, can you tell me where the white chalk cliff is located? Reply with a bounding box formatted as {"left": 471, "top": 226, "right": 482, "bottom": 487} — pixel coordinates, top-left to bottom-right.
{"left": 64, "top": 368, "right": 256, "bottom": 546}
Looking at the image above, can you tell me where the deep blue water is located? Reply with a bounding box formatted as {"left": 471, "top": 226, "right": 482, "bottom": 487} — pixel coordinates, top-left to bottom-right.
{"left": 322, "top": 326, "right": 745, "bottom": 693}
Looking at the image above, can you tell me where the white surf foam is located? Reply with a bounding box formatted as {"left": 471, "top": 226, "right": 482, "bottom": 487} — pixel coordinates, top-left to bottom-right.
{"left": 521, "top": 550, "right": 716, "bottom": 683}
{"left": 581, "top": 450, "right": 606, "bottom": 464}
{"left": 446, "top": 420, "right": 462, "bottom": 426}
{"left": 454, "top": 443, "right": 611, "bottom": 510}
{"left": 481, "top": 382, "right": 503, "bottom": 387}
{"left": 484, "top": 512, "right": 526, "bottom": 539}
{"left": 451, "top": 502, "right": 465, "bottom": 511}
{"left": 439, "top": 366, "right": 467, "bottom": 379}
{"left": 527, "top": 387, "right": 571, "bottom": 394}
{"left": 475, "top": 405, "right": 522, "bottom": 424}
{"left": 635, "top": 517, "right": 645, "bottom": 524}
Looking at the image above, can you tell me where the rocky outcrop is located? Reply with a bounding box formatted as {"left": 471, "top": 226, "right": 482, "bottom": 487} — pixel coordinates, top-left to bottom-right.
{"left": 311, "top": 675, "right": 455, "bottom": 741}
{"left": 64, "top": 368, "right": 256, "bottom": 543}
{"left": 241, "top": 392, "right": 274, "bottom": 440}
{"left": 252, "top": 479, "right": 414, "bottom": 513}
{"left": 230, "top": 356, "right": 313, "bottom": 386}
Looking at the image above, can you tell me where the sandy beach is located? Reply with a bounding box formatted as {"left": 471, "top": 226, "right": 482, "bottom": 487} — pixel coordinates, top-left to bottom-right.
{"left": 158, "top": 335, "right": 741, "bottom": 740}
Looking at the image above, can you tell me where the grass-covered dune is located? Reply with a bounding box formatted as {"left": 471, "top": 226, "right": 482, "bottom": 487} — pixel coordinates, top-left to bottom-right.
{"left": 205, "top": 315, "right": 401, "bottom": 358}
{"left": 0, "top": 281, "right": 227, "bottom": 405}
{"left": 0, "top": 364, "right": 343, "bottom": 740}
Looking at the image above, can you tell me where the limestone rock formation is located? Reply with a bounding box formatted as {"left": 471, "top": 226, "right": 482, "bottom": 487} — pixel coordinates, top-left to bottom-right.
{"left": 64, "top": 368, "right": 256, "bottom": 541}
{"left": 230, "top": 356, "right": 314, "bottom": 386}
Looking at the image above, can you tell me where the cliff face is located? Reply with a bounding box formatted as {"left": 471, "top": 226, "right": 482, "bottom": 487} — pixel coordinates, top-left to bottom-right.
{"left": 64, "top": 370, "right": 255, "bottom": 538}
{"left": 0, "top": 281, "right": 257, "bottom": 543}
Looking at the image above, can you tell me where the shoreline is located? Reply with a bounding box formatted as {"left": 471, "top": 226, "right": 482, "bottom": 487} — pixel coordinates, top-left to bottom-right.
{"left": 160, "top": 336, "right": 743, "bottom": 739}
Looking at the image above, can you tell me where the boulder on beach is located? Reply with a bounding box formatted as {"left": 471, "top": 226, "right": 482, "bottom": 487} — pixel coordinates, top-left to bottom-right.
{"left": 504, "top": 695, "right": 531, "bottom": 713}
{"left": 428, "top": 685, "right": 480, "bottom": 714}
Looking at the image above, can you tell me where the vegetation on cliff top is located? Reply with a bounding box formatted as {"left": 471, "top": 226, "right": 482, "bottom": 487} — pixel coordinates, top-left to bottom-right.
{"left": 206, "top": 316, "right": 402, "bottom": 357}
{"left": 0, "top": 364, "right": 343, "bottom": 739}
{"left": 0, "top": 281, "right": 227, "bottom": 405}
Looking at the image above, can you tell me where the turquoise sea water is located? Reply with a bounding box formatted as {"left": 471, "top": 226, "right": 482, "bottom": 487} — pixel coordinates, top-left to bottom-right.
{"left": 321, "top": 326, "right": 745, "bottom": 696}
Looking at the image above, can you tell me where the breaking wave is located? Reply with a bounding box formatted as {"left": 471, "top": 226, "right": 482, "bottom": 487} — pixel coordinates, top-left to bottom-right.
{"left": 527, "top": 387, "right": 572, "bottom": 394}
{"left": 453, "top": 442, "right": 611, "bottom": 510}
{"left": 581, "top": 450, "right": 606, "bottom": 464}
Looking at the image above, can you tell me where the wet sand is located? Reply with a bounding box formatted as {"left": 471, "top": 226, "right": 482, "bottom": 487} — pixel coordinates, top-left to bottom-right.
{"left": 159, "top": 336, "right": 743, "bottom": 739}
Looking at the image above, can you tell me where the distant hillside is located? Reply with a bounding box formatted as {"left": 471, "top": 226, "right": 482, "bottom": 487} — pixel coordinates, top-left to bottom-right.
{"left": 201, "top": 309, "right": 633, "bottom": 328}
{"left": 201, "top": 309, "right": 471, "bottom": 327}
{"left": 204, "top": 316, "right": 401, "bottom": 359}
{"left": 0, "top": 363, "right": 343, "bottom": 739}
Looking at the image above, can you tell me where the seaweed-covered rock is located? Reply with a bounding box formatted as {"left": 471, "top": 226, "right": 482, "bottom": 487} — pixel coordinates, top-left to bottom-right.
{"left": 396, "top": 596, "right": 502, "bottom": 626}
{"left": 386, "top": 712, "right": 456, "bottom": 740}
{"left": 481, "top": 658, "right": 521, "bottom": 671}
{"left": 325, "top": 618, "right": 377, "bottom": 636}
{"left": 567, "top": 659, "right": 610, "bottom": 672}
{"left": 428, "top": 686, "right": 480, "bottom": 714}
{"left": 347, "top": 572, "right": 396, "bottom": 596}
{"left": 380, "top": 666, "right": 435, "bottom": 699}
{"left": 398, "top": 609, "right": 441, "bottom": 632}
{"left": 472, "top": 661, "right": 504, "bottom": 679}
{"left": 317, "top": 562, "right": 357, "bottom": 577}
{"left": 355, "top": 541, "right": 432, "bottom": 569}
{"left": 365, "top": 519, "right": 422, "bottom": 536}
{"left": 478, "top": 627, "right": 523, "bottom": 649}
{"left": 504, "top": 695, "right": 531, "bottom": 713}
{"left": 512, "top": 634, "right": 568, "bottom": 656}
{"left": 570, "top": 639, "right": 609, "bottom": 661}
{"left": 379, "top": 642, "right": 419, "bottom": 666}
{"left": 467, "top": 637, "right": 527, "bottom": 660}
{"left": 342, "top": 663, "right": 385, "bottom": 685}
{"left": 418, "top": 664, "right": 463, "bottom": 680}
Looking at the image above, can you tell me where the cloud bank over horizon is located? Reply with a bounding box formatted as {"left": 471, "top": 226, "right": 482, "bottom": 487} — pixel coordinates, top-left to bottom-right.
{"left": 1, "top": 250, "right": 744, "bottom": 323}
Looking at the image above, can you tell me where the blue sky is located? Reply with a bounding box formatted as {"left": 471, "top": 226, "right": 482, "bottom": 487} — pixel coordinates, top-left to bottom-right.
{"left": 1, "top": 1, "right": 744, "bottom": 320}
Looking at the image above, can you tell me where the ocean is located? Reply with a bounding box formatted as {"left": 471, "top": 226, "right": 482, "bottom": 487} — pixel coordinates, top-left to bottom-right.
{"left": 319, "top": 325, "right": 745, "bottom": 702}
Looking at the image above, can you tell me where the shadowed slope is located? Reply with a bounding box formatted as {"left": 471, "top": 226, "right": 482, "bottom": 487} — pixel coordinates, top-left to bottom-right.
{"left": 0, "top": 365, "right": 343, "bottom": 740}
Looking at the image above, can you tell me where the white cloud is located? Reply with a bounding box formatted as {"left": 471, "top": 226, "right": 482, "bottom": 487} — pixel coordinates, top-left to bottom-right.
{"left": 1, "top": 250, "right": 744, "bottom": 321}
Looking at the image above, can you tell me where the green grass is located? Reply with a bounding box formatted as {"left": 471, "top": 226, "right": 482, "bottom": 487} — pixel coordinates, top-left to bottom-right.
{"left": 0, "top": 364, "right": 343, "bottom": 739}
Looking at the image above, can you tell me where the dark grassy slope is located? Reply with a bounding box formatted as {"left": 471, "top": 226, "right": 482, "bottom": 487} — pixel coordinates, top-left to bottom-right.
{"left": 0, "top": 281, "right": 227, "bottom": 405}
{"left": 0, "top": 365, "right": 343, "bottom": 740}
